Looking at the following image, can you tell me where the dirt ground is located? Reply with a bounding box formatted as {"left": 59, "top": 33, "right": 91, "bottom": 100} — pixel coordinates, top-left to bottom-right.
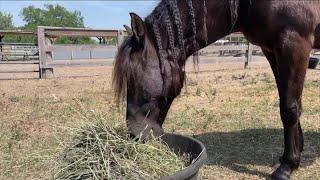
{"left": 0, "top": 56, "right": 319, "bottom": 179}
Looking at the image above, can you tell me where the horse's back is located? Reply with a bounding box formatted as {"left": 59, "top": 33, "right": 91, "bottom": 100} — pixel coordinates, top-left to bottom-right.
{"left": 277, "top": 1, "right": 320, "bottom": 48}
{"left": 244, "top": 0, "right": 320, "bottom": 49}
{"left": 264, "top": 1, "right": 320, "bottom": 29}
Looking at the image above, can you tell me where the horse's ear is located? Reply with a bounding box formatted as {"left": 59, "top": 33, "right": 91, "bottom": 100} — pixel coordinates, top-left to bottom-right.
{"left": 124, "top": 25, "right": 133, "bottom": 36}
{"left": 130, "top": 13, "right": 145, "bottom": 44}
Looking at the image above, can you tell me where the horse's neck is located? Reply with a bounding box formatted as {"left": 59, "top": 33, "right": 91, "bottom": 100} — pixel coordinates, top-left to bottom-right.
{"left": 204, "top": 1, "right": 235, "bottom": 44}
{"left": 179, "top": 0, "right": 233, "bottom": 59}
{"left": 147, "top": 0, "right": 234, "bottom": 66}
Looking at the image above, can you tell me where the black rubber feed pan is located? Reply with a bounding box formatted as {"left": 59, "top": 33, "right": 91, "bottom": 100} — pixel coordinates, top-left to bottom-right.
{"left": 160, "top": 133, "right": 207, "bottom": 180}
{"left": 309, "top": 57, "right": 319, "bottom": 69}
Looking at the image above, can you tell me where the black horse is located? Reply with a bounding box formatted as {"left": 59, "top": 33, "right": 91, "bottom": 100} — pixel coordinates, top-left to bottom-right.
{"left": 113, "top": 0, "right": 320, "bottom": 179}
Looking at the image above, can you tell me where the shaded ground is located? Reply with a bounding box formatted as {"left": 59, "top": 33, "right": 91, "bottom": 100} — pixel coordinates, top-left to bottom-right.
{"left": 0, "top": 58, "right": 319, "bottom": 179}
{"left": 196, "top": 129, "right": 320, "bottom": 179}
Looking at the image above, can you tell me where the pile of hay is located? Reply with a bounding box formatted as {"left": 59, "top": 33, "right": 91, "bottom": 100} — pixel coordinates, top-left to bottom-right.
{"left": 54, "top": 118, "right": 189, "bottom": 179}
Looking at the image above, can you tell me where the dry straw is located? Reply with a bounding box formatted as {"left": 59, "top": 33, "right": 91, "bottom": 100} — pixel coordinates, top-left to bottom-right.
{"left": 54, "top": 109, "right": 189, "bottom": 179}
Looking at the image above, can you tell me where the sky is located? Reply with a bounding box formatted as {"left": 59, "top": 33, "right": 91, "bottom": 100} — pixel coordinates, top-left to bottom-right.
{"left": 0, "top": 0, "right": 159, "bottom": 30}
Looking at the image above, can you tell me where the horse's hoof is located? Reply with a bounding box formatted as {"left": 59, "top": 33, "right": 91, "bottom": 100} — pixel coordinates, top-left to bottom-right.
{"left": 271, "top": 163, "right": 292, "bottom": 180}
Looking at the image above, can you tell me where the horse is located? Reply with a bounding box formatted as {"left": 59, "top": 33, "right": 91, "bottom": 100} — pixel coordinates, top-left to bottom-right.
{"left": 113, "top": 0, "right": 320, "bottom": 179}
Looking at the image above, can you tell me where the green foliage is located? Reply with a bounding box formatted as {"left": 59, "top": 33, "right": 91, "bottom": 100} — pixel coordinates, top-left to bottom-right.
{"left": 3, "top": 35, "right": 37, "bottom": 44}
{"left": 20, "top": 4, "right": 94, "bottom": 44}
{"left": 238, "top": 37, "right": 248, "bottom": 43}
{"left": 55, "top": 36, "right": 96, "bottom": 45}
{"left": 0, "top": 11, "right": 14, "bottom": 30}
{"left": 1, "top": 4, "right": 95, "bottom": 44}
{"left": 0, "top": 12, "right": 23, "bottom": 43}
{"left": 21, "top": 4, "right": 84, "bottom": 30}
{"left": 108, "top": 37, "right": 118, "bottom": 46}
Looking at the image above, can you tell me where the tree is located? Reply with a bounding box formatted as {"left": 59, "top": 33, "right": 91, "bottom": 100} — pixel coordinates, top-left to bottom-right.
{"left": 0, "top": 12, "right": 14, "bottom": 30}
{"left": 0, "top": 12, "right": 22, "bottom": 43}
{"left": 20, "top": 4, "right": 94, "bottom": 44}
{"left": 0, "top": 11, "right": 14, "bottom": 30}
{"left": 21, "top": 4, "right": 84, "bottom": 30}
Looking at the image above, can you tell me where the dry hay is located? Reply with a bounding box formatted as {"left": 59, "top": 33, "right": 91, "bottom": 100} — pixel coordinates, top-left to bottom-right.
{"left": 54, "top": 114, "right": 189, "bottom": 180}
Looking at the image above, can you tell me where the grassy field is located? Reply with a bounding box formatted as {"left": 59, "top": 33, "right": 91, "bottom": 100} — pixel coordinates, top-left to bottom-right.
{"left": 0, "top": 59, "right": 319, "bottom": 179}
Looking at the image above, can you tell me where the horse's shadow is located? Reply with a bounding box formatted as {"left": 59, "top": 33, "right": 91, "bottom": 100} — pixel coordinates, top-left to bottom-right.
{"left": 194, "top": 128, "right": 320, "bottom": 178}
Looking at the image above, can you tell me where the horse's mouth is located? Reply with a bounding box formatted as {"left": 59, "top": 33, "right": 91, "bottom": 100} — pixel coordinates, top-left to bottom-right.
{"left": 127, "top": 118, "right": 164, "bottom": 140}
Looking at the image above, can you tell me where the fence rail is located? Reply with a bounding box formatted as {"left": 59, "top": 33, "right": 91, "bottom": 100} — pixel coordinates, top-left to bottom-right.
{"left": 202, "top": 44, "right": 261, "bottom": 52}
{"left": 45, "top": 45, "right": 117, "bottom": 52}
{"left": 44, "top": 59, "right": 113, "bottom": 68}
{"left": 0, "top": 60, "right": 39, "bottom": 64}
{"left": 44, "top": 27, "right": 119, "bottom": 37}
{"left": 0, "top": 42, "right": 38, "bottom": 46}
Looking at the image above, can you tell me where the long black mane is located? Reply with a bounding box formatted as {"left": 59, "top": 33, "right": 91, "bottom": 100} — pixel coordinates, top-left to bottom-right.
{"left": 113, "top": 0, "right": 240, "bottom": 104}
{"left": 113, "top": 37, "right": 133, "bottom": 104}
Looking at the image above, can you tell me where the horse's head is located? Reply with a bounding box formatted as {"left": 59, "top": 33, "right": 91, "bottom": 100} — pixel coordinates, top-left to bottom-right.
{"left": 113, "top": 13, "right": 185, "bottom": 139}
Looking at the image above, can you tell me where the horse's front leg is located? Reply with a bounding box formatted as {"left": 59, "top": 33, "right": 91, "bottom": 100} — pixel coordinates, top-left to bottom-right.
{"left": 270, "top": 31, "right": 312, "bottom": 180}
{"left": 263, "top": 48, "right": 305, "bottom": 156}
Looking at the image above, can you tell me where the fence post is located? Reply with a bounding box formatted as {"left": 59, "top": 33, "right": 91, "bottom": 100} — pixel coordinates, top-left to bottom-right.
{"left": 0, "top": 36, "right": 4, "bottom": 61}
{"left": 117, "top": 30, "right": 125, "bottom": 49}
{"left": 245, "top": 43, "right": 253, "bottom": 69}
{"left": 38, "top": 26, "right": 54, "bottom": 78}
{"left": 0, "top": 35, "right": 3, "bottom": 52}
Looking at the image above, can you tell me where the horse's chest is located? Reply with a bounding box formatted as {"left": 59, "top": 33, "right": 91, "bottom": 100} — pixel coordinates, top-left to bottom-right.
{"left": 242, "top": 31, "right": 273, "bottom": 52}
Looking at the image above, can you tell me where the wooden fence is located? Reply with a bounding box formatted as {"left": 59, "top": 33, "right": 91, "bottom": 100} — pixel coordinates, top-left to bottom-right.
{"left": 37, "top": 26, "right": 127, "bottom": 78}
{"left": 0, "top": 31, "right": 40, "bottom": 77}
{"left": 0, "top": 43, "right": 39, "bottom": 61}
{"left": 200, "top": 36, "right": 262, "bottom": 68}
{"left": 1, "top": 27, "right": 261, "bottom": 79}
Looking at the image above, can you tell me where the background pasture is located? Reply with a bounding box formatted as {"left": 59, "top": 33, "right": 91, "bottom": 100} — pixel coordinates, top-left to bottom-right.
{"left": 0, "top": 57, "right": 319, "bottom": 179}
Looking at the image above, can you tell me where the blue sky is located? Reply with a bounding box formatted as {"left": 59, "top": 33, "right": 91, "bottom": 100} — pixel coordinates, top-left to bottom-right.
{"left": 0, "top": 1, "right": 159, "bottom": 29}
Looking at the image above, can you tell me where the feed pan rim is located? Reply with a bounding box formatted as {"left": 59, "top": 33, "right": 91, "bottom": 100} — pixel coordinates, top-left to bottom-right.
{"left": 160, "top": 133, "right": 207, "bottom": 180}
